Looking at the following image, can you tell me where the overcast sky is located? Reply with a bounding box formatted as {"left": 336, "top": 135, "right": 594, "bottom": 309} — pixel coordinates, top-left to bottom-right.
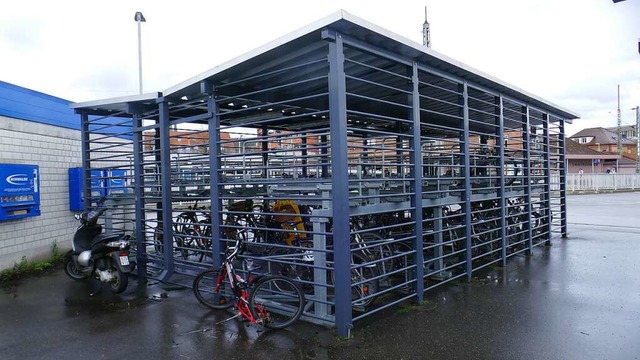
{"left": 1, "top": 0, "right": 639, "bottom": 136}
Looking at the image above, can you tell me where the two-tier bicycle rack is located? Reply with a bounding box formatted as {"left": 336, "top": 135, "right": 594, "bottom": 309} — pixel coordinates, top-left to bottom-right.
{"left": 71, "top": 11, "right": 577, "bottom": 338}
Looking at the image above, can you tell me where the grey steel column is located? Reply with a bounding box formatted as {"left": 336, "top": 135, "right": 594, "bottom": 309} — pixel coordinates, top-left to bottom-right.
{"left": 559, "top": 120, "right": 568, "bottom": 237}
{"left": 410, "top": 62, "right": 424, "bottom": 300}
{"left": 261, "top": 126, "right": 269, "bottom": 178}
{"left": 496, "top": 96, "right": 507, "bottom": 266}
{"left": 522, "top": 106, "right": 532, "bottom": 254}
{"left": 203, "top": 81, "right": 223, "bottom": 268}
{"left": 542, "top": 114, "right": 552, "bottom": 245}
{"left": 158, "top": 98, "right": 174, "bottom": 280}
{"left": 327, "top": 32, "right": 352, "bottom": 338}
{"left": 321, "top": 135, "right": 329, "bottom": 178}
{"left": 129, "top": 107, "right": 147, "bottom": 278}
{"left": 301, "top": 135, "right": 308, "bottom": 178}
{"left": 461, "top": 83, "right": 473, "bottom": 280}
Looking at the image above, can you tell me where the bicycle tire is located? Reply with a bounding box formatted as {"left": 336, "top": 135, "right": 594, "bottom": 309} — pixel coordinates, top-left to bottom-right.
{"left": 349, "top": 252, "right": 379, "bottom": 308}
{"left": 249, "top": 276, "right": 304, "bottom": 329}
{"left": 327, "top": 251, "right": 380, "bottom": 308}
{"left": 193, "top": 269, "right": 235, "bottom": 310}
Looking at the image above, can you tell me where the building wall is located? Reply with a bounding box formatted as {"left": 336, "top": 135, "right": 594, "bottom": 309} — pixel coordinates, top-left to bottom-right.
{"left": 0, "top": 116, "right": 81, "bottom": 269}
{"left": 585, "top": 143, "right": 637, "bottom": 160}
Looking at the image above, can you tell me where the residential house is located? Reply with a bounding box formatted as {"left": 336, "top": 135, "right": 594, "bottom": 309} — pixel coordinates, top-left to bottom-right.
{"left": 569, "top": 127, "right": 638, "bottom": 173}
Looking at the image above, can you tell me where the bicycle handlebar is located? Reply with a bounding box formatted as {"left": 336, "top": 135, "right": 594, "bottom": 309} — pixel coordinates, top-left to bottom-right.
{"left": 226, "top": 236, "right": 245, "bottom": 261}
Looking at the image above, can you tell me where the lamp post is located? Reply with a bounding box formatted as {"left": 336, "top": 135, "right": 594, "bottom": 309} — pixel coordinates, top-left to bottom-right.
{"left": 134, "top": 11, "right": 146, "bottom": 94}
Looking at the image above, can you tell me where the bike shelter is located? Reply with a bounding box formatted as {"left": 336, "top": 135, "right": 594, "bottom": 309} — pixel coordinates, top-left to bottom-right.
{"left": 71, "top": 11, "right": 576, "bottom": 338}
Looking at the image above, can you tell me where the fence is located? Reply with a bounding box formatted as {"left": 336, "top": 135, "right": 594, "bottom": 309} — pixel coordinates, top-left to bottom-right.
{"left": 566, "top": 173, "right": 640, "bottom": 192}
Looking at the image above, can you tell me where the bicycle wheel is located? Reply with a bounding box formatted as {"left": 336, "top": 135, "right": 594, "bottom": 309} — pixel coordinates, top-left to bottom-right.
{"left": 153, "top": 225, "right": 164, "bottom": 255}
{"left": 359, "top": 232, "right": 390, "bottom": 274}
{"left": 193, "top": 269, "right": 235, "bottom": 310}
{"left": 350, "top": 252, "right": 379, "bottom": 308}
{"left": 327, "top": 251, "right": 380, "bottom": 309}
{"left": 273, "top": 240, "right": 314, "bottom": 285}
{"left": 249, "top": 276, "right": 304, "bottom": 329}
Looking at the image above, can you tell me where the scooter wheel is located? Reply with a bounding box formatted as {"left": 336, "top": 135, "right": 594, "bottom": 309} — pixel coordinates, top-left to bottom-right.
{"left": 64, "top": 255, "right": 89, "bottom": 281}
{"left": 108, "top": 259, "right": 129, "bottom": 294}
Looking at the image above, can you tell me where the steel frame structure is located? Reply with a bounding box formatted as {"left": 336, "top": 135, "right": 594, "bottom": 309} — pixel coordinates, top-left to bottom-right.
{"left": 72, "top": 11, "right": 577, "bottom": 338}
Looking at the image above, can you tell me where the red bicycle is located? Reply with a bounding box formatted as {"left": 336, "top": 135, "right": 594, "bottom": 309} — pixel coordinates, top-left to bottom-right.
{"left": 193, "top": 237, "right": 304, "bottom": 329}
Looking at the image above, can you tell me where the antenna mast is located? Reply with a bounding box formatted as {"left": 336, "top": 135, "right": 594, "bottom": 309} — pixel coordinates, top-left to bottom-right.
{"left": 423, "top": 6, "right": 431, "bottom": 47}
{"left": 617, "top": 85, "right": 622, "bottom": 156}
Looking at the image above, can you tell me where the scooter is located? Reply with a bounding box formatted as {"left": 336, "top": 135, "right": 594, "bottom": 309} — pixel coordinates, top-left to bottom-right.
{"left": 63, "top": 202, "right": 132, "bottom": 294}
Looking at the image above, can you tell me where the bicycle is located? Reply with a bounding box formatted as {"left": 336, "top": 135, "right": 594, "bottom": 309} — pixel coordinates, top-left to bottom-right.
{"left": 192, "top": 236, "right": 305, "bottom": 330}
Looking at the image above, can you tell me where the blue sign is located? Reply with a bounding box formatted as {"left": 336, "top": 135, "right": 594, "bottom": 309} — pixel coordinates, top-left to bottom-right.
{"left": 68, "top": 168, "right": 106, "bottom": 211}
{"left": 107, "top": 169, "right": 128, "bottom": 195}
{"left": 0, "top": 164, "right": 41, "bottom": 221}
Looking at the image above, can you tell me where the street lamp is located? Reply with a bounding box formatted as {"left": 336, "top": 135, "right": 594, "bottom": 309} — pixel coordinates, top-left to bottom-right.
{"left": 134, "top": 11, "right": 146, "bottom": 94}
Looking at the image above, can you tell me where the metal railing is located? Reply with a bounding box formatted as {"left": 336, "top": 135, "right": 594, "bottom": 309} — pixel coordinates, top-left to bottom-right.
{"left": 567, "top": 173, "right": 640, "bottom": 192}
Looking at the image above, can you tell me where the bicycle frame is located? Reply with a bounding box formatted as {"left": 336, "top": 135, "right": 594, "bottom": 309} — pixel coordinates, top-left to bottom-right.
{"left": 215, "top": 240, "right": 269, "bottom": 325}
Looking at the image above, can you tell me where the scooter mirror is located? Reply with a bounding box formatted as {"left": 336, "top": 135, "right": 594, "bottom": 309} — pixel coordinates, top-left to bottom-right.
{"left": 74, "top": 214, "right": 81, "bottom": 220}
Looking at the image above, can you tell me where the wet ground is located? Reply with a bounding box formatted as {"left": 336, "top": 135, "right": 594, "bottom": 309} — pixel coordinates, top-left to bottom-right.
{"left": 1, "top": 192, "right": 639, "bottom": 360}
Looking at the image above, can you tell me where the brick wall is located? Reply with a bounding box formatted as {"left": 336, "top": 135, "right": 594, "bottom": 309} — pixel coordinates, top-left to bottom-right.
{"left": 0, "top": 116, "right": 81, "bottom": 270}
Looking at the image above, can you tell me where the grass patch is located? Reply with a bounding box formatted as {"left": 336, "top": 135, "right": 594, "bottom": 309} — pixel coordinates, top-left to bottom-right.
{"left": 0, "top": 241, "right": 65, "bottom": 285}
{"left": 395, "top": 300, "right": 432, "bottom": 315}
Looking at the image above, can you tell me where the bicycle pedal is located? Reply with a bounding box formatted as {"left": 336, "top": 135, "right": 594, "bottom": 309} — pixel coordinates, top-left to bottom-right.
{"left": 216, "top": 312, "right": 242, "bottom": 325}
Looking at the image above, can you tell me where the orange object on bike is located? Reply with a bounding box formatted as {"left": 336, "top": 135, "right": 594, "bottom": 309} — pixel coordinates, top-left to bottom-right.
{"left": 273, "top": 200, "right": 306, "bottom": 245}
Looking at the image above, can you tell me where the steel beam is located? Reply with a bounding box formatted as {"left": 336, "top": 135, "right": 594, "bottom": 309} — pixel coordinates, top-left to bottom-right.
{"left": 461, "top": 83, "right": 473, "bottom": 280}
{"left": 559, "top": 120, "right": 568, "bottom": 237}
{"left": 497, "top": 96, "right": 507, "bottom": 266}
{"left": 542, "top": 113, "right": 552, "bottom": 245}
{"left": 204, "top": 82, "right": 223, "bottom": 268}
{"left": 410, "top": 62, "right": 424, "bottom": 300}
{"left": 130, "top": 108, "right": 147, "bottom": 278}
{"left": 328, "top": 33, "right": 352, "bottom": 338}
{"left": 522, "top": 106, "right": 532, "bottom": 255}
{"left": 158, "top": 98, "right": 174, "bottom": 280}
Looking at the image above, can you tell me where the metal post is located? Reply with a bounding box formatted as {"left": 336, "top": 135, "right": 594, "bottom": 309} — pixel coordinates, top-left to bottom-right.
{"left": 327, "top": 32, "right": 352, "bottom": 338}
{"left": 496, "top": 96, "right": 507, "bottom": 266}
{"left": 559, "top": 120, "right": 568, "bottom": 238}
{"left": 138, "top": 21, "right": 143, "bottom": 94}
{"left": 135, "top": 12, "right": 146, "bottom": 94}
{"left": 261, "top": 126, "right": 269, "bottom": 178}
{"left": 321, "top": 135, "right": 329, "bottom": 178}
{"left": 460, "top": 83, "right": 473, "bottom": 280}
{"left": 301, "top": 135, "right": 308, "bottom": 178}
{"left": 522, "top": 106, "right": 532, "bottom": 254}
{"left": 203, "top": 81, "right": 223, "bottom": 268}
{"left": 617, "top": 85, "right": 622, "bottom": 156}
{"left": 79, "top": 111, "right": 92, "bottom": 207}
{"left": 543, "top": 114, "right": 552, "bottom": 245}
{"left": 158, "top": 97, "right": 174, "bottom": 280}
{"left": 129, "top": 107, "right": 147, "bottom": 278}
{"left": 410, "top": 62, "right": 424, "bottom": 300}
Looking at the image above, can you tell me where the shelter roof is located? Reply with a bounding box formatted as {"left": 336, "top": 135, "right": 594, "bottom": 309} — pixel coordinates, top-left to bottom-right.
{"left": 71, "top": 10, "right": 578, "bottom": 121}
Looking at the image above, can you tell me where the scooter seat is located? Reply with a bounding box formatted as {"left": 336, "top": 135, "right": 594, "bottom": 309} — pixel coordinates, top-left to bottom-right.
{"left": 91, "top": 233, "right": 124, "bottom": 247}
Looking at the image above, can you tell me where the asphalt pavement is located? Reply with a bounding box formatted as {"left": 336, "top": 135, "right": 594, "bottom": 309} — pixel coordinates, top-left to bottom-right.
{"left": 1, "top": 192, "right": 639, "bottom": 360}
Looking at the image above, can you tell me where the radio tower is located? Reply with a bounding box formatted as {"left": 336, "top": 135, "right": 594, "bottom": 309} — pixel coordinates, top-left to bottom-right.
{"left": 423, "top": 6, "right": 431, "bottom": 48}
